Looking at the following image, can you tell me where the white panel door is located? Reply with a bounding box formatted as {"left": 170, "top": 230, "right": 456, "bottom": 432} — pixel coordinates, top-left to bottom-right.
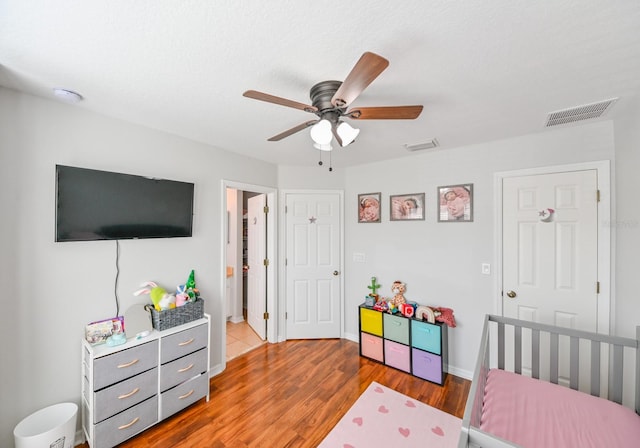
{"left": 286, "top": 192, "right": 341, "bottom": 339}
{"left": 502, "top": 170, "right": 598, "bottom": 382}
{"left": 503, "top": 170, "right": 598, "bottom": 329}
{"left": 247, "top": 194, "right": 266, "bottom": 340}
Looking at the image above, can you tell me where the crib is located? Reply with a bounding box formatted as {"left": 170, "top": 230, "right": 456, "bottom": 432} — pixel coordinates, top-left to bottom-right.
{"left": 458, "top": 314, "right": 640, "bottom": 448}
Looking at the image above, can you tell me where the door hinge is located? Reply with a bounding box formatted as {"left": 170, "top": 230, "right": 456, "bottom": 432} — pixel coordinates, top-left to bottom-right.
{"left": 263, "top": 312, "right": 269, "bottom": 320}
{"left": 597, "top": 190, "right": 601, "bottom": 202}
{"left": 285, "top": 312, "right": 288, "bottom": 320}
{"left": 263, "top": 258, "right": 269, "bottom": 267}
{"left": 596, "top": 281, "right": 600, "bottom": 294}
{"left": 285, "top": 258, "right": 287, "bottom": 266}
{"left": 285, "top": 205, "right": 288, "bottom": 213}
{"left": 264, "top": 205, "right": 269, "bottom": 214}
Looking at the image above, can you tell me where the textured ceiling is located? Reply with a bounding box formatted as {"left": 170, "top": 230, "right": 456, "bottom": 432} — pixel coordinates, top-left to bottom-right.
{"left": 1, "top": 0, "right": 639, "bottom": 168}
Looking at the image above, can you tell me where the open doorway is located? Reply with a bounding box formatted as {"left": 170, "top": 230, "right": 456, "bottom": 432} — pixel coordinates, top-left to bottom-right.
{"left": 225, "top": 186, "right": 269, "bottom": 361}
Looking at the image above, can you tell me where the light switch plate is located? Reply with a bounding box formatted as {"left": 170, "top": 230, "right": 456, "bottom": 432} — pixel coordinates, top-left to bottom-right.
{"left": 481, "top": 263, "right": 491, "bottom": 275}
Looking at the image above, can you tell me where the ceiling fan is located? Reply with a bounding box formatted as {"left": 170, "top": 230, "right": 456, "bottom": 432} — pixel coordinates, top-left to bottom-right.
{"left": 243, "top": 51, "right": 424, "bottom": 148}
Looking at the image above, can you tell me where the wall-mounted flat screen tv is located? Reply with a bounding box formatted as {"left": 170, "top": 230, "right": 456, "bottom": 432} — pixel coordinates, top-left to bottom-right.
{"left": 55, "top": 165, "right": 194, "bottom": 242}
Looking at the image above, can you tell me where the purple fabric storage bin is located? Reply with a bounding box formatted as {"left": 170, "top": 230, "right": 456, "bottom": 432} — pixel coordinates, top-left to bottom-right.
{"left": 412, "top": 348, "right": 443, "bottom": 384}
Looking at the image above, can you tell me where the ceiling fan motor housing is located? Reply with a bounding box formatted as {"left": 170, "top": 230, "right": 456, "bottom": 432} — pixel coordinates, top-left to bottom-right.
{"left": 310, "top": 80, "right": 346, "bottom": 120}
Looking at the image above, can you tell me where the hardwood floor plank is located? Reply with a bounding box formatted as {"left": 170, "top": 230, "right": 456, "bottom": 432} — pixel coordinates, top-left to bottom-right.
{"left": 77, "top": 339, "right": 470, "bottom": 448}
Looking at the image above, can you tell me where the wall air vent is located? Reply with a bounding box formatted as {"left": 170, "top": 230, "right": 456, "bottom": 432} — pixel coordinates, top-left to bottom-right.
{"left": 545, "top": 98, "right": 618, "bottom": 127}
{"left": 404, "top": 139, "right": 439, "bottom": 152}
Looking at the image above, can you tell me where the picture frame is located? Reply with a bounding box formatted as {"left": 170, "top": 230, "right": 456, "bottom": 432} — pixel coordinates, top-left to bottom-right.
{"left": 358, "top": 192, "right": 381, "bottom": 223}
{"left": 390, "top": 193, "right": 425, "bottom": 221}
{"left": 437, "top": 184, "right": 473, "bottom": 222}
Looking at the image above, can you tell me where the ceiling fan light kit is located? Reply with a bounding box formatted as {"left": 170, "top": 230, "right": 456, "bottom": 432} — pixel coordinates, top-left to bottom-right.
{"left": 310, "top": 119, "right": 333, "bottom": 145}
{"left": 243, "top": 51, "right": 424, "bottom": 170}
{"left": 336, "top": 121, "right": 360, "bottom": 147}
{"left": 313, "top": 142, "right": 333, "bottom": 152}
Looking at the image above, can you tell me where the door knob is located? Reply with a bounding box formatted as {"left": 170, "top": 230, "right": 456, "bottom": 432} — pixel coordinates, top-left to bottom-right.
{"left": 506, "top": 290, "right": 517, "bottom": 298}
{"left": 333, "top": 271, "right": 339, "bottom": 276}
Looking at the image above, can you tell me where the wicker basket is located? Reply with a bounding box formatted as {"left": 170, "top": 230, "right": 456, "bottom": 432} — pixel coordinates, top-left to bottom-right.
{"left": 148, "top": 297, "right": 204, "bottom": 331}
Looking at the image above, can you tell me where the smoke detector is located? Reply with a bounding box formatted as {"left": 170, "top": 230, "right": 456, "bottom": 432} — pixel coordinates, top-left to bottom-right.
{"left": 545, "top": 98, "right": 618, "bottom": 127}
{"left": 53, "top": 88, "right": 84, "bottom": 103}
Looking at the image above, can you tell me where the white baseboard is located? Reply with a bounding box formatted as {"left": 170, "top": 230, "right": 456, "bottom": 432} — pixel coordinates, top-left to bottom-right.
{"left": 75, "top": 429, "right": 85, "bottom": 446}
{"left": 344, "top": 332, "right": 358, "bottom": 343}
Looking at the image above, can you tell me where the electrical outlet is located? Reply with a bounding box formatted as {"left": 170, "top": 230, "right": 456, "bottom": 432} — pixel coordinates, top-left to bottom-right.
{"left": 353, "top": 253, "right": 366, "bottom": 263}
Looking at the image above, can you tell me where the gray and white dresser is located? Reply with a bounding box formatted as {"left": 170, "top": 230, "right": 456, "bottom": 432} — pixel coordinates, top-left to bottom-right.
{"left": 81, "top": 315, "right": 210, "bottom": 448}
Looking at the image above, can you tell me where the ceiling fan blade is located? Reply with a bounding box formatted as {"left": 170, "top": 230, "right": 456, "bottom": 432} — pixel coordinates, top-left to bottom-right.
{"left": 348, "top": 105, "right": 424, "bottom": 120}
{"left": 243, "top": 90, "right": 318, "bottom": 113}
{"left": 267, "top": 120, "right": 318, "bottom": 141}
{"left": 331, "top": 52, "right": 390, "bottom": 108}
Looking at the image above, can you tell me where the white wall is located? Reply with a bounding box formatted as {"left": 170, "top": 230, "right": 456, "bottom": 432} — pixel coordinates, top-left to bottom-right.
{"left": 0, "top": 88, "right": 277, "bottom": 447}
{"left": 342, "top": 121, "right": 616, "bottom": 378}
{"left": 613, "top": 102, "right": 640, "bottom": 337}
{"left": 278, "top": 164, "right": 346, "bottom": 190}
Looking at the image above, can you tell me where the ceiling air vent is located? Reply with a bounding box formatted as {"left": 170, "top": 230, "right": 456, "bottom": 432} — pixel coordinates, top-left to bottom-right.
{"left": 404, "top": 139, "right": 439, "bottom": 152}
{"left": 545, "top": 98, "right": 618, "bottom": 127}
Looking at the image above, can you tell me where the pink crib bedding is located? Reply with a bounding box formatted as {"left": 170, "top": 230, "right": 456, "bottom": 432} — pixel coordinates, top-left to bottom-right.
{"left": 480, "top": 369, "right": 640, "bottom": 448}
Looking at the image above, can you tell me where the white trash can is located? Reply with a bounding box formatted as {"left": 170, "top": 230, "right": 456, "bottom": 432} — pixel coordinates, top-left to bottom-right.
{"left": 14, "top": 402, "right": 78, "bottom": 448}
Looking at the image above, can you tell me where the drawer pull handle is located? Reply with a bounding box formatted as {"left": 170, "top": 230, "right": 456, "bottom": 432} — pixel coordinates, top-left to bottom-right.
{"left": 178, "top": 363, "right": 194, "bottom": 373}
{"left": 118, "top": 387, "right": 140, "bottom": 399}
{"left": 117, "top": 359, "right": 139, "bottom": 368}
{"left": 118, "top": 417, "right": 140, "bottom": 430}
{"left": 178, "top": 389, "right": 195, "bottom": 400}
{"left": 178, "top": 338, "right": 195, "bottom": 346}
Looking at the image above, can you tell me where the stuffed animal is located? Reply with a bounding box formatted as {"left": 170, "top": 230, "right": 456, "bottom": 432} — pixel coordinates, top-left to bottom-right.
{"left": 433, "top": 307, "right": 457, "bottom": 327}
{"left": 134, "top": 281, "right": 176, "bottom": 311}
{"left": 390, "top": 281, "right": 407, "bottom": 307}
{"left": 175, "top": 284, "right": 190, "bottom": 307}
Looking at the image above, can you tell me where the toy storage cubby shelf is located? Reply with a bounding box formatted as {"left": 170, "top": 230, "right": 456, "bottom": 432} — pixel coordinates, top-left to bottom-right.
{"left": 81, "top": 314, "right": 211, "bottom": 448}
{"left": 359, "top": 304, "right": 448, "bottom": 385}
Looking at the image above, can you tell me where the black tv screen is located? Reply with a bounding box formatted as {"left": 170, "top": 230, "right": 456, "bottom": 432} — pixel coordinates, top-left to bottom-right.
{"left": 55, "top": 165, "right": 194, "bottom": 242}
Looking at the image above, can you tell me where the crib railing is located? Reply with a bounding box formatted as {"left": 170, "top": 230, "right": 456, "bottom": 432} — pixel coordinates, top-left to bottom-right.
{"left": 459, "top": 314, "right": 640, "bottom": 448}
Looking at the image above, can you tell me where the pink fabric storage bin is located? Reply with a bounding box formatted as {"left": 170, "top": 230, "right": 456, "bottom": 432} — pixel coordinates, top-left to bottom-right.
{"left": 384, "top": 339, "right": 410, "bottom": 372}
{"left": 360, "top": 332, "right": 384, "bottom": 362}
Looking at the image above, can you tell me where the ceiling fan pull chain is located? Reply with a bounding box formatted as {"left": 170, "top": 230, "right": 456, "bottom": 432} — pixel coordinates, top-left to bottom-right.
{"left": 329, "top": 150, "right": 333, "bottom": 172}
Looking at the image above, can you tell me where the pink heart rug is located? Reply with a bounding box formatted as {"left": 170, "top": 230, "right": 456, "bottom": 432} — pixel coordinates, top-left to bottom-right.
{"left": 318, "top": 381, "right": 461, "bottom": 447}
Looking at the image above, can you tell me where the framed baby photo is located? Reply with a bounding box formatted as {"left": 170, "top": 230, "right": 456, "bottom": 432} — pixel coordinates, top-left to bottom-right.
{"left": 358, "top": 192, "right": 381, "bottom": 223}
{"left": 390, "top": 193, "right": 425, "bottom": 221}
{"left": 437, "top": 184, "right": 473, "bottom": 222}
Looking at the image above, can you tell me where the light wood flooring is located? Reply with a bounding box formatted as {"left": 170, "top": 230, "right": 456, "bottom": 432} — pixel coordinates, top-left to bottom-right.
{"left": 78, "top": 338, "right": 470, "bottom": 448}
{"left": 225, "top": 320, "right": 266, "bottom": 361}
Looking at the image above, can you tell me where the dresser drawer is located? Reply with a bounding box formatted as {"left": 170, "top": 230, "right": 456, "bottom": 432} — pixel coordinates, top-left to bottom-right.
{"left": 93, "top": 340, "right": 159, "bottom": 390}
{"left": 411, "top": 321, "right": 441, "bottom": 354}
{"left": 161, "top": 373, "right": 208, "bottom": 419}
{"left": 360, "top": 307, "right": 383, "bottom": 336}
{"left": 412, "top": 348, "right": 443, "bottom": 384}
{"left": 161, "top": 323, "right": 208, "bottom": 364}
{"left": 94, "top": 396, "right": 158, "bottom": 448}
{"left": 383, "top": 313, "right": 410, "bottom": 344}
{"left": 93, "top": 368, "right": 158, "bottom": 423}
{"left": 360, "top": 332, "right": 384, "bottom": 362}
{"left": 160, "top": 348, "right": 208, "bottom": 392}
{"left": 384, "top": 340, "right": 410, "bottom": 373}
